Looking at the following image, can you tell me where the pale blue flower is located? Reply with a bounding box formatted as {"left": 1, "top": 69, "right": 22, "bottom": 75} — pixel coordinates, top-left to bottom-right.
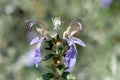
{"left": 101, "top": 0, "right": 112, "bottom": 8}
{"left": 65, "top": 44, "right": 77, "bottom": 67}
{"left": 30, "top": 36, "right": 44, "bottom": 67}
{"left": 63, "top": 20, "right": 86, "bottom": 67}
{"left": 34, "top": 48, "right": 42, "bottom": 67}
{"left": 27, "top": 20, "right": 48, "bottom": 67}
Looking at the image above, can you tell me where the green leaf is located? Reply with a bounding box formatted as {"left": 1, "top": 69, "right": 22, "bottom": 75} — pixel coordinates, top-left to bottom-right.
{"left": 45, "top": 40, "right": 54, "bottom": 50}
{"left": 62, "top": 39, "right": 69, "bottom": 47}
{"left": 56, "top": 34, "right": 60, "bottom": 39}
{"left": 61, "top": 72, "right": 70, "bottom": 79}
{"left": 43, "top": 54, "right": 55, "bottom": 61}
{"left": 36, "top": 77, "right": 43, "bottom": 80}
{"left": 58, "top": 47, "right": 63, "bottom": 51}
{"left": 57, "top": 64, "right": 65, "bottom": 70}
{"left": 56, "top": 68, "right": 64, "bottom": 76}
{"left": 42, "top": 73, "right": 54, "bottom": 80}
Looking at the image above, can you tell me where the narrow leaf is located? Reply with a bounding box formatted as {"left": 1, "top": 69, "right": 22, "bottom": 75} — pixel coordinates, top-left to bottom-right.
{"left": 61, "top": 72, "right": 70, "bottom": 79}
{"left": 42, "top": 73, "right": 54, "bottom": 80}
{"left": 43, "top": 54, "right": 55, "bottom": 61}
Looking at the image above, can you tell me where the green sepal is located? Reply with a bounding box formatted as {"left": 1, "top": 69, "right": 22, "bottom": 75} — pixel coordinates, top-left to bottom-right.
{"left": 45, "top": 40, "right": 54, "bottom": 50}
{"left": 56, "top": 68, "right": 64, "bottom": 76}
{"left": 43, "top": 53, "right": 55, "bottom": 61}
{"left": 56, "top": 34, "right": 60, "bottom": 40}
{"left": 56, "top": 64, "right": 65, "bottom": 76}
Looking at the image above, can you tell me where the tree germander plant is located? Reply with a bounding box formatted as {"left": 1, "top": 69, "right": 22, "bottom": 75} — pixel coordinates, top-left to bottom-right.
{"left": 26, "top": 17, "right": 86, "bottom": 80}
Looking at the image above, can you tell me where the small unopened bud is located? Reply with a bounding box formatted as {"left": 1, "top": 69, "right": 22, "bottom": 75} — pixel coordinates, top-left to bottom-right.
{"left": 52, "top": 17, "right": 61, "bottom": 30}
{"left": 56, "top": 41, "right": 61, "bottom": 46}
{"left": 54, "top": 57, "right": 62, "bottom": 65}
{"left": 56, "top": 60, "right": 61, "bottom": 64}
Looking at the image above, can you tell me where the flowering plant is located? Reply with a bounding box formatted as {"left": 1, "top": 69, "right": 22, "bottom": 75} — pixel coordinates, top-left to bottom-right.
{"left": 26, "top": 17, "right": 86, "bottom": 80}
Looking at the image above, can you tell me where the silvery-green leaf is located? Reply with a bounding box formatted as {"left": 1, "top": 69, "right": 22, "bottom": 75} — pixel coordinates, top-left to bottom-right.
{"left": 67, "top": 74, "right": 76, "bottom": 80}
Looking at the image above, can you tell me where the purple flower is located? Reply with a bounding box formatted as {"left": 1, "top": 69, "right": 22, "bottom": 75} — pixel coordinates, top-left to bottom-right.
{"left": 65, "top": 44, "right": 77, "bottom": 67}
{"left": 101, "top": 0, "right": 112, "bottom": 8}
{"left": 67, "top": 37, "right": 86, "bottom": 47}
{"left": 34, "top": 48, "right": 42, "bottom": 67}
{"left": 30, "top": 36, "right": 44, "bottom": 67}
{"left": 27, "top": 20, "right": 48, "bottom": 67}
{"left": 63, "top": 20, "right": 86, "bottom": 67}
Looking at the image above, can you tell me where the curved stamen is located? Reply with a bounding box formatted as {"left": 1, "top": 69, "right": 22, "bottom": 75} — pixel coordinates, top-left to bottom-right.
{"left": 68, "top": 19, "right": 82, "bottom": 32}
{"left": 25, "top": 20, "right": 48, "bottom": 31}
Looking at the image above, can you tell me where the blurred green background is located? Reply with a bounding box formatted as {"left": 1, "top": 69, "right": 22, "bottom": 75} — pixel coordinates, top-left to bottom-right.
{"left": 0, "top": 0, "right": 120, "bottom": 80}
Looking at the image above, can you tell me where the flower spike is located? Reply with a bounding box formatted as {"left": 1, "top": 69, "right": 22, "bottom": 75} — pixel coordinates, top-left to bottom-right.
{"left": 27, "top": 18, "right": 86, "bottom": 77}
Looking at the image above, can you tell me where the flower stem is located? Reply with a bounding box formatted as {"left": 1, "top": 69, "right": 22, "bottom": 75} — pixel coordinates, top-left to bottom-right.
{"left": 51, "top": 56, "right": 62, "bottom": 80}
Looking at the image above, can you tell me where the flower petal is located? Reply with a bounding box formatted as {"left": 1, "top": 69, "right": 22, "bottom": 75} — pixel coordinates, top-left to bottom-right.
{"left": 30, "top": 37, "right": 39, "bottom": 45}
{"left": 65, "top": 57, "right": 76, "bottom": 68}
{"left": 36, "top": 37, "right": 44, "bottom": 49}
{"left": 67, "top": 38, "right": 74, "bottom": 46}
{"left": 34, "top": 48, "right": 42, "bottom": 67}
{"left": 71, "top": 36, "right": 86, "bottom": 47}
{"left": 34, "top": 37, "right": 44, "bottom": 67}
{"left": 65, "top": 45, "right": 77, "bottom": 67}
